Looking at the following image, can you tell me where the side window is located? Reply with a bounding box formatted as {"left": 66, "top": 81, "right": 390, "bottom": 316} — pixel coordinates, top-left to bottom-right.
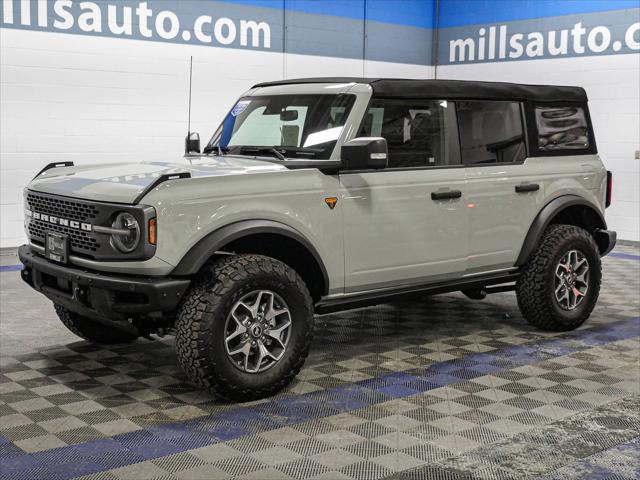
{"left": 457, "top": 101, "right": 526, "bottom": 165}
{"left": 535, "top": 105, "right": 590, "bottom": 151}
{"left": 358, "top": 99, "right": 453, "bottom": 169}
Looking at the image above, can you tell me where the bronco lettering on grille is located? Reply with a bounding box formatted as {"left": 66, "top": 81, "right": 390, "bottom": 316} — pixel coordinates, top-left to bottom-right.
{"left": 26, "top": 209, "right": 93, "bottom": 231}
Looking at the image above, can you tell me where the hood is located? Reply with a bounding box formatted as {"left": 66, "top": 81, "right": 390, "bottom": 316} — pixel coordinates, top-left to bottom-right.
{"left": 27, "top": 156, "right": 287, "bottom": 204}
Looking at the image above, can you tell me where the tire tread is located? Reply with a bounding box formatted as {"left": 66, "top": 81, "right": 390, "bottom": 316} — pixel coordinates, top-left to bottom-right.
{"left": 175, "top": 254, "right": 314, "bottom": 401}
{"left": 516, "top": 224, "right": 601, "bottom": 331}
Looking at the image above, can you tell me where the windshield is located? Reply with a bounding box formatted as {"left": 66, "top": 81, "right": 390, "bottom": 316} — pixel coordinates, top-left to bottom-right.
{"left": 205, "top": 94, "right": 356, "bottom": 159}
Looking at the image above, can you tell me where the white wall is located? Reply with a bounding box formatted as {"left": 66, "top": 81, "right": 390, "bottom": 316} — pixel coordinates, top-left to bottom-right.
{"left": 0, "top": 28, "right": 430, "bottom": 248}
{"left": 1, "top": 23, "right": 637, "bottom": 246}
{"left": 439, "top": 53, "right": 640, "bottom": 241}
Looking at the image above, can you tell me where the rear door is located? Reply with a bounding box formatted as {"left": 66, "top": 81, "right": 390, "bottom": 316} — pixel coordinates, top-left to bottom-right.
{"left": 458, "top": 100, "right": 543, "bottom": 273}
{"left": 340, "top": 98, "right": 469, "bottom": 292}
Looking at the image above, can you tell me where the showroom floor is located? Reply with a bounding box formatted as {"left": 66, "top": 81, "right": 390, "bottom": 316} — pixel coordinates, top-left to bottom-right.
{"left": 1, "top": 246, "right": 639, "bottom": 480}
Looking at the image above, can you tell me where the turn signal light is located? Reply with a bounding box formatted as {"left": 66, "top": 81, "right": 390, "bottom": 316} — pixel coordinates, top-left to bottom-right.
{"left": 149, "top": 218, "right": 157, "bottom": 245}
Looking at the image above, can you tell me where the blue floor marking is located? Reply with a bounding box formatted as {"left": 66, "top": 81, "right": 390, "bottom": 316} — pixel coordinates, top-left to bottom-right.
{"left": 1, "top": 316, "right": 638, "bottom": 480}
{"left": 0, "top": 265, "right": 21, "bottom": 272}
{"left": 609, "top": 251, "right": 640, "bottom": 261}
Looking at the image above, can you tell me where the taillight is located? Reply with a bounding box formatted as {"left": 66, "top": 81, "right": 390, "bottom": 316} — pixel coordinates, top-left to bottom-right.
{"left": 605, "top": 171, "right": 612, "bottom": 208}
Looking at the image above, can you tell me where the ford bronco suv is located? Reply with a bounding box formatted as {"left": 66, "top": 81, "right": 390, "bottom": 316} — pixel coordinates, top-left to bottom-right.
{"left": 19, "top": 78, "right": 616, "bottom": 400}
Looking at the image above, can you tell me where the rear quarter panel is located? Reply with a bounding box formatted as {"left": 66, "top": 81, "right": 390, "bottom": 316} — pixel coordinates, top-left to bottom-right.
{"left": 513, "top": 154, "right": 607, "bottom": 262}
{"left": 534, "top": 154, "right": 607, "bottom": 212}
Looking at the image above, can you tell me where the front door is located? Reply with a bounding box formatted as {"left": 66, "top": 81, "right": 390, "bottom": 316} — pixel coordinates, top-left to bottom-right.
{"left": 340, "top": 98, "right": 469, "bottom": 293}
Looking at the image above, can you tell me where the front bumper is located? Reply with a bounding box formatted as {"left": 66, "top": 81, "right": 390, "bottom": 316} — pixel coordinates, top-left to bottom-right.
{"left": 19, "top": 245, "right": 190, "bottom": 321}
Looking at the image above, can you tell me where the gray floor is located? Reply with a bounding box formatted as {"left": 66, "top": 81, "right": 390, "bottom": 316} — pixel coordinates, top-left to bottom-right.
{"left": 0, "top": 246, "right": 639, "bottom": 480}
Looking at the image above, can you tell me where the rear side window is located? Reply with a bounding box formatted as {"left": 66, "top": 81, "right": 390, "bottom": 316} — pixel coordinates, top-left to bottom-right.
{"left": 535, "top": 106, "right": 589, "bottom": 151}
{"left": 358, "top": 98, "right": 455, "bottom": 169}
{"left": 457, "top": 101, "right": 526, "bottom": 165}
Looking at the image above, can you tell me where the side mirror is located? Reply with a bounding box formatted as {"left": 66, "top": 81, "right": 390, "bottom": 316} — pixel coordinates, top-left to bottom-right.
{"left": 185, "top": 132, "right": 200, "bottom": 154}
{"left": 340, "top": 137, "right": 388, "bottom": 171}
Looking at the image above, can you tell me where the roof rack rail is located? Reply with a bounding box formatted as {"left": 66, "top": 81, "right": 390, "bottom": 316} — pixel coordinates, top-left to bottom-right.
{"left": 133, "top": 172, "right": 191, "bottom": 204}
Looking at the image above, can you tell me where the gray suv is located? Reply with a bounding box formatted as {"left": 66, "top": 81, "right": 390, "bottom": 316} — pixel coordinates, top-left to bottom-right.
{"left": 19, "top": 78, "right": 616, "bottom": 400}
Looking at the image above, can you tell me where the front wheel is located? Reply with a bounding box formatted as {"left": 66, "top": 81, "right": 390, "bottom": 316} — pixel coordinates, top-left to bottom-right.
{"left": 175, "top": 254, "right": 314, "bottom": 401}
{"left": 516, "top": 224, "right": 601, "bottom": 331}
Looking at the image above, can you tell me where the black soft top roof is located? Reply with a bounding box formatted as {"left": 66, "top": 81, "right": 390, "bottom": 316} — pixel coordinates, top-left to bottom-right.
{"left": 252, "top": 77, "right": 587, "bottom": 103}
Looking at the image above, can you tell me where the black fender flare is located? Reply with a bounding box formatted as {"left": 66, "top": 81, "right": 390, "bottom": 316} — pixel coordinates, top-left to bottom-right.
{"left": 515, "top": 195, "right": 607, "bottom": 266}
{"left": 171, "top": 220, "right": 330, "bottom": 293}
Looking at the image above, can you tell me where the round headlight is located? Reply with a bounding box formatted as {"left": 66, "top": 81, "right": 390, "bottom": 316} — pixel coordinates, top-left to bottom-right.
{"left": 111, "top": 212, "right": 140, "bottom": 253}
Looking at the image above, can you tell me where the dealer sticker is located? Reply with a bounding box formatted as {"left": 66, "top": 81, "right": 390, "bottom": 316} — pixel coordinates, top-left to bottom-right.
{"left": 231, "top": 100, "right": 251, "bottom": 117}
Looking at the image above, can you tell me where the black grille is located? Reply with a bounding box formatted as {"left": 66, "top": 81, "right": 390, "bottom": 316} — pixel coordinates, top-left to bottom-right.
{"left": 28, "top": 221, "right": 100, "bottom": 252}
{"left": 26, "top": 193, "right": 99, "bottom": 222}
{"left": 25, "top": 190, "right": 155, "bottom": 261}
{"left": 26, "top": 192, "right": 102, "bottom": 256}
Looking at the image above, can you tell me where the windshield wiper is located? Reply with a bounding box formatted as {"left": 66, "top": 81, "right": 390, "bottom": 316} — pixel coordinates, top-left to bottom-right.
{"left": 240, "top": 146, "right": 287, "bottom": 161}
{"left": 202, "top": 145, "right": 229, "bottom": 155}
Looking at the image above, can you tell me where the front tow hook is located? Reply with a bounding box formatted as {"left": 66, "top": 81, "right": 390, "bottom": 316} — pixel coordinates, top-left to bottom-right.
{"left": 73, "top": 286, "right": 88, "bottom": 306}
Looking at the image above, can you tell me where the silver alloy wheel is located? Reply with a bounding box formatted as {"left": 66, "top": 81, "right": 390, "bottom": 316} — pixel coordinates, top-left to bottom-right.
{"left": 554, "top": 249, "right": 590, "bottom": 311}
{"left": 224, "top": 290, "right": 292, "bottom": 373}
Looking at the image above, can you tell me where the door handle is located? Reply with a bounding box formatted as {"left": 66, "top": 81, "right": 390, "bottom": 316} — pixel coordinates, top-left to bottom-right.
{"left": 515, "top": 183, "right": 540, "bottom": 193}
{"left": 431, "top": 189, "right": 462, "bottom": 200}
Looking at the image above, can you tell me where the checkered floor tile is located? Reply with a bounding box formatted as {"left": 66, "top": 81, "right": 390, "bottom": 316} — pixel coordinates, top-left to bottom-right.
{"left": 1, "top": 244, "right": 639, "bottom": 479}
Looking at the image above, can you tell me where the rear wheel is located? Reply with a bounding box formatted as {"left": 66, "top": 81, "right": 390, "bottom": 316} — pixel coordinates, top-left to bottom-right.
{"left": 516, "top": 224, "right": 601, "bottom": 331}
{"left": 54, "top": 305, "right": 139, "bottom": 344}
{"left": 175, "top": 254, "right": 314, "bottom": 401}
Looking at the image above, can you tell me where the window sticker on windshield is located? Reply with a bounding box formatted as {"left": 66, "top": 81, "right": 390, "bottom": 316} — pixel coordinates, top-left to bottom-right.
{"left": 231, "top": 100, "right": 251, "bottom": 117}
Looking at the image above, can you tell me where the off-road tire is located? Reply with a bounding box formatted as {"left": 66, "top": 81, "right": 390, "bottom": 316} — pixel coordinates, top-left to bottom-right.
{"left": 516, "top": 224, "right": 601, "bottom": 331}
{"left": 54, "top": 305, "right": 139, "bottom": 344}
{"left": 175, "top": 254, "right": 314, "bottom": 401}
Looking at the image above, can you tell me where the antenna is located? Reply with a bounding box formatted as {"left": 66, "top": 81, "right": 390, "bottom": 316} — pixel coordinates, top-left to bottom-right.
{"left": 185, "top": 56, "right": 196, "bottom": 161}
{"left": 187, "top": 56, "right": 193, "bottom": 138}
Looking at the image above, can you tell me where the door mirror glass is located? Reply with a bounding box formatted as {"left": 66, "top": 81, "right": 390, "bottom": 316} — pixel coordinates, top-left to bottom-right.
{"left": 341, "top": 137, "right": 388, "bottom": 170}
{"left": 185, "top": 132, "right": 200, "bottom": 154}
